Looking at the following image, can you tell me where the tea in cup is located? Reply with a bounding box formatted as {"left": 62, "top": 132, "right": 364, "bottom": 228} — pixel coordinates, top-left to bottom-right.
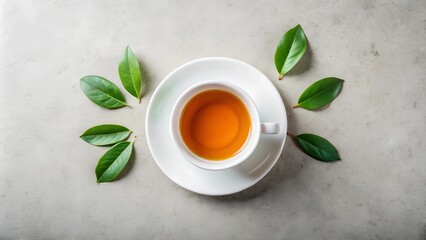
{"left": 171, "top": 81, "right": 279, "bottom": 170}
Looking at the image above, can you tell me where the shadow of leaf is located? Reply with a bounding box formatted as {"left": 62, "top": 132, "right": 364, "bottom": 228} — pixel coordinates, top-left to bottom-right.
{"left": 138, "top": 58, "right": 151, "bottom": 98}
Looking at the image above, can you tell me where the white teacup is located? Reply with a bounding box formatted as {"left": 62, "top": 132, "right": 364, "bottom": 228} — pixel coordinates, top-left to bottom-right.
{"left": 171, "top": 81, "right": 279, "bottom": 171}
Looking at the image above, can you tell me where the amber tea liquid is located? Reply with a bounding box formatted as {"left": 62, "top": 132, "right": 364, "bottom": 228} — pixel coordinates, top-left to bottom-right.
{"left": 179, "top": 89, "right": 251, "bottom": 160}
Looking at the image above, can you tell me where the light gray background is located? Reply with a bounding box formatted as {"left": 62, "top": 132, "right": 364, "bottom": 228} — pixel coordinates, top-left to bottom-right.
{"left": 1, "top": 0, "right": 425, "bottom": 239}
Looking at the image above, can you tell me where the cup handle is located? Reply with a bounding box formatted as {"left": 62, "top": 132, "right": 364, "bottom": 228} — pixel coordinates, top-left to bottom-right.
{"left": 261, "top": 123, "right": 280, "bottom": 134}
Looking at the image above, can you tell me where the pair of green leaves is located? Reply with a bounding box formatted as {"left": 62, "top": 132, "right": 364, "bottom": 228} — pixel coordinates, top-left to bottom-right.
{"left": 80, "top": 46, "right": 143, "bottom": 108}
{"left": 276, "top": 25, "right": 342, "bottom": 162}
{"left": 80, "top": 124, "right": 135, "bottom": 182}
{"left": 275, "top": 25, "right": 344, "bottom": 110}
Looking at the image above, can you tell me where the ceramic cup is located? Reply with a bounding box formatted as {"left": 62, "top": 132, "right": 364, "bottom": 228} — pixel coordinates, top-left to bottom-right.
{"left": 171, "top": 81, "right": 279, "bottom": 171}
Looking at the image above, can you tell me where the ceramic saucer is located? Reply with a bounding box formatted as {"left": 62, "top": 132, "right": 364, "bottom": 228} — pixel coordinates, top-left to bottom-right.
{"left": 145, "top": 57, "right": 287, "bottom": 196}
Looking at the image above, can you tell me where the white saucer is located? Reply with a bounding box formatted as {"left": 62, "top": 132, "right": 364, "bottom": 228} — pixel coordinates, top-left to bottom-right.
{"left": 145, "top": 57, "right": 287, "bottom": 196}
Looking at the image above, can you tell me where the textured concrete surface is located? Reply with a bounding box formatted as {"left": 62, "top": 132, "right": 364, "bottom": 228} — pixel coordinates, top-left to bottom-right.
{"left": 1, "top": 0, "right": 425, "bottom": 239}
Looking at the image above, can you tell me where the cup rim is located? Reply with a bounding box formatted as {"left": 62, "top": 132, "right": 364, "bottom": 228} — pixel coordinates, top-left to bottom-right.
{"left": 170, "top": 81, "right": 261, "bottom": 171}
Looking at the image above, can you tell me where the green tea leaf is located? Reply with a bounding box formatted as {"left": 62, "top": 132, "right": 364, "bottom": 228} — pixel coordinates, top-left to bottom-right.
{"left": 275, "top": 24, "right": 308, "bottom": 79}
{"left": 80, "top": 75, "right": 127, "bottom": 109}
{"left": 95, "top": 139, "right": 135, "bottom": 182}
{"left": 294, "top": 77, "right": 344, "bottom": 110}
{"left": 80, "top": 124, "right": 131, "bottom": 146}
{"left": 295, "top": 133, "right": 340, "bottom": 162}
{"left": 118, "top": 46, "right": 143, "bottom": 102}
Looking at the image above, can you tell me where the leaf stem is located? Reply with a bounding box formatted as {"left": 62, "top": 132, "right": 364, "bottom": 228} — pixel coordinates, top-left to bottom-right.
{"left": 286, "top": 132, "right": 296, "bottom": 138}
{"left": 130, "top": 136, "right": 137, "bottom": 144}
{"left": 292, "top": 104, "right": 300, "bottom": 109}
{"left": 278, "top": 74, "right": 284, "bottom": 80}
